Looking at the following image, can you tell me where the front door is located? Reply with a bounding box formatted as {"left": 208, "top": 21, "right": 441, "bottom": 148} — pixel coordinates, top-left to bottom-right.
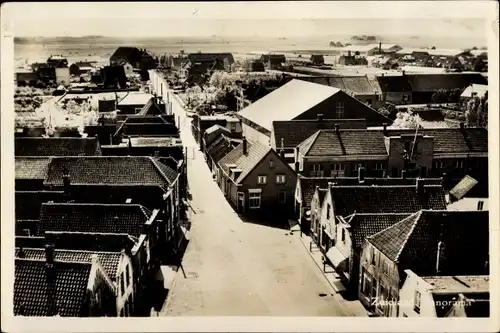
{"left": 237, "top": 192, "right": 245, "bottom": 214}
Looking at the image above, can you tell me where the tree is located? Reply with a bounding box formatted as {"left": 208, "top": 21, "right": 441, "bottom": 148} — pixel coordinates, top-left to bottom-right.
{"left": 391, "top": 112, "right": 422, "bottom": 129}
{"left": 431, "top": 89, "right": 448, "bottom": 103}
{"left": 467, "top": 92, "right": 488, "bottom": 128}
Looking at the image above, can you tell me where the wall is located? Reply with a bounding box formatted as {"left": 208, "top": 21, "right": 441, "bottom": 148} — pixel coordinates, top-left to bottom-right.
{"left": 55, "top": 67, "right": 70, "bottom": 85}
{"left": 398, "top": 271, "right": 437, "bottom": 317}
{"left": 385, "top": 135, "right": 434, "bottom": 177}
{"left": 359, "top": 242, "right": 402, "bottom": 317}
{"left": 334, "top": 222, "right": 353, "bottom": 280}
{"left": 383, "top": 92, "right": 412, "bottom": 105}
{"left": 300, "top": 157, "right": 388, "bottom": 178}
{"left": 318, "top": 190, "right": 336, "bottom": 252}
{"left": 241, "top": 123, "right": 271, "bottom": 146}
{"left": 310, "top": 190, "right": 323, "bottom": 241}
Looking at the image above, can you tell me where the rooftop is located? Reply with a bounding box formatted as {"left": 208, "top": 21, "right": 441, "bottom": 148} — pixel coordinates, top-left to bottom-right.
{"left": 423, "top": 275, "right": 489, "bottom": 293}
{"left": 15, "top": 137, "right": 101, "bottom": 157}
{"left": 117, "top": 92, "right": 154, "bottom": 106}
{"left": 15, "top": 157, "right": 52, "bottom": 180}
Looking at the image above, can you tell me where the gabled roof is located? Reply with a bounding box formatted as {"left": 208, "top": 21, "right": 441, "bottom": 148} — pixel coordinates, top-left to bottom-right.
{"left": 14, "top": 259, "right": 92, "bottom": 316}
{"left": 15, "top": 138, "right": 101, "bottom": 157}
{"left": 367, "top": 210, "right": 489, "bottom": 275}
{"left": 297, "top": 129, "right": 388, "bottom": 156}
{"left": 298, "top": 177, "right": 337, "bottom": 207}
{"left": 298, "top": 76, "right": 380, "bottom": 96}
{"left": 343, "top": 213, "right": 412, "bottom": 249}
{"left": 238, "top": 79, "right": 341, "bottom": 131}
{"left": 187, "top": 53, "right": 235, "bottom": 65}
{"left": 272, "top": 119, "right": 367, "bottom": 149}
{"left": 16, "top": 248, "right": 122, "bottom": 281}
{"left": 461, "top": 84, "right": 488, "bottom": 99}
{"left": 219, "top": 140, "right": 277, "bottom": 184}
{"left": 117, "top": 92, "right": 154, "bottom": 106}
{"left": 41, "top": 231, "right": 137, "bottom": 253}
{"left": 385, "top": 128, "right": 488, "bottom": 154}
{"left": 37, "top": 203, "right": 152, "bottom": 237}
{"left": 15, "top": 157, "right": 52, "bottom": 180}
{"left": 376, "top": 75, "right": 412, "bottom": 92}
{"left": 44, "top": 156, "right": 176, "bottom": 188}
{"left": 206, "top": 135, "right": 241, "bottom": 164}
{"left": 110, "top": 47, "right": 149, "bottom": 64}
{"left": 329, "top": 184, "right": 447, "bottom": 216}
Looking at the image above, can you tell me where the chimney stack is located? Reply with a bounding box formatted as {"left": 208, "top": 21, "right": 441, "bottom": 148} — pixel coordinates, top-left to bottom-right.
{"left": 317, "top": 114, "right": 324, "bottom": 122}
{"left": 382, "top": 123, "right": 388, "bottom": 136}
{"left": 335, "top": 124, "right": 340, "bottom": 133}
{"left": 358, "top": 167, "right": 365, "bottom": 184}
{"left": 379, "top": 42, "right": 382, "bottom": 54}
{"left": 62, "top": 168, "right": 71, "bottom": 196}
{"left": 242, "top": 137, "right": 247, "bottom": 155}
{"left": 295, "top": 161, "right": 299, "bottom": 173}
{"left": 416, "top": 178, "right": 424, "bottom": 194}
{"left": 45, "top": 243, "right": 57, "bottom": 316}
{"left": 401, "top": 170, "right": 407, "bottom": 179}
{"left": 18, "top": 247, "right": 25, "bottom": 258}
{"left": 459, "top": 122, "right": 465, "bottom": 130}
{"left": 477, "top": 200, "right": 484, "bottom": 211}
{"left": 280, "top": 149, "right": 285, "bottom": 159}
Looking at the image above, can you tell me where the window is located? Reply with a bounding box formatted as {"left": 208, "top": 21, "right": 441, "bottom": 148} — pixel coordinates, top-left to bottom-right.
{"left": 371, "top": 249, "right": 376, "bottom": 265}
{"left": 257, "top": 175, "right": 267, "bottom": 184}
{"left": 279, "top": 190, "right": 287, "bottom": 203}
{"left": 269, "top": 159, "right": 275, "bottom": 168}
{"left": 352, "top": 163, "right": 364, "bottom": 172}
{"left": 331, "top": 163, "right": 344, "bottom": 176}
{"left": 126, "top": 265, "right": 130, "bottom": 287}
{"left": 413, "top": 291, "right": 421, "bottom": 314}
{"left": 249, "top": 192, "right": 261, "bottom": 209}
{"left": 375, "top": 162, "right": 385, "bottom": 170}
{"left": 326, "top": 204, "right": 331, "bottom": 219}
{"left": 336, "top": 102, "right": 345, "bottom": 118}
{"left": 341, "top": 228, "right": 345, "bottom": 242}
{"left": 433, "top": 160, "right": 444, "bottom": 169}
{"left": 311, "top": 164, "right": 324, "bottom": 177}
{"left": 120, "top": 274, "right": 125, "bottom": 296}
{"left": 362, "top": 269, "right": 372, "bottom": 297}
{"left": 276, "top": 174, "right": 286, "bottom": 184}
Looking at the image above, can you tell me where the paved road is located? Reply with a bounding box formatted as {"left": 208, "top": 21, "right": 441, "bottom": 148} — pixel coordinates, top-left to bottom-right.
{"left": 161, "top": 88, "right": 364, "bottom": 316}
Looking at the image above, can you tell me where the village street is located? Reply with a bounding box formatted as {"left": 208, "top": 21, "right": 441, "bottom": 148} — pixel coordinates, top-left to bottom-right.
{"left": 159, "top": 89, "right": 367, "bottom": 316}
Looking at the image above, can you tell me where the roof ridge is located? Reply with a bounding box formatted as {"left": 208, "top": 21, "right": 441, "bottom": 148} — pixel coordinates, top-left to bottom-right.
{"left": 394, "top": 210, "right": 423, "bottom": 261}
{"left": 15, "top": 257, "right": 93, "bottom": 266}
{"left": 42, "top": 202, "right": 146, "bottom": 208}
{"left": 16, "top": 247, "right": 123, "bottom": 255}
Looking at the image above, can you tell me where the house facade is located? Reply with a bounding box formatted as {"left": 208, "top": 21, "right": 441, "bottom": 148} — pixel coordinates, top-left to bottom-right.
{"left": 218, "top": 139, "right": 297, "bottom": 216}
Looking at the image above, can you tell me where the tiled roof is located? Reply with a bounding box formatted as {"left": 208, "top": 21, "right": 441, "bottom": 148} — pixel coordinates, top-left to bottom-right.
{"left": 204, "top": 125, "right": 231, "bottom": 147}
{"left": 37, "top": 203, "right": 152, "bottom": 237}
{"left": 298, "top": 177, "right": 337, "bottom": 207}
{"left": 385, "top": 128, "right": 488, "bottom": 154}
{"left": 297, "top": 129, "right": 388, "bottom": 156}
{"left": 122, "top": 122, "right": 179, "bottom": 137}
{"left": 344, "top": 213, "right": 411, "bottom": 249}
{"left": 14, "top": 259, "right": 91, "bottom": 316}
{"left": 15, "top": 138, "right": 101, "bottom": 157}
{"left": 44, "top": 156, "right": 174, "bottom": 188}
{"left": 15, "top": 157, "right": 51, "bottom": 180}
{"left": 15, "top": 248, "right": 122, "bottom": 281}
{"left": 16, "top": 236, "right": 45, "bottom": 248}
{"left": 238, "top": 79, "right": 341, "bottom": 131}
{"left": 272, "top": 119, "right": 367, "bottom": 149}
{"left": 43, "top": 231, "right": 138, "bottom": 253}
{"left": 329, "top": 185, "right": 447, "bottom": 216}
{"left": 376, "top": 75, "right": 412, "bottom": 92}
{"left": 153, "top": 157, "right": 180, "bottom": 184}
{"left": 187, "top": 53, "right": 235, "bottom": 65}
{"left": 15, "top": 191, "right": 65, "bottom": 220}
{"left": 207, "top": 135, "right": 240, "bottom": 163}
{"left": 219, "top": 140, "right": 273, "bottom": 184}
{"left": 329, "top": 177, "right": 444, "bottom": 186}
{"left": 367, "top": 210, "right": 489, "bottom": 276}
{"left": 137, "top": 97, "right": 167, "bottom": 116}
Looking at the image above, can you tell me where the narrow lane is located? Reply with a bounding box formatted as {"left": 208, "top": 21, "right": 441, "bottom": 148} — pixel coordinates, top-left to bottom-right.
{"left": 161, "top": 88, "right": 364, "bottom": 316}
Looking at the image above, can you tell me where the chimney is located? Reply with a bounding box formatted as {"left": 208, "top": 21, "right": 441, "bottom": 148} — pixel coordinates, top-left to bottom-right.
{"left": 62, "top": 168, "right": 71, "bottom": 196}
{"left": 242, "top": 137, "right": 247, "bottom": 155}
{"left": 281, "top": 138, "right": 285, "bottom": 151}
{"left": 358, "top": 167, "right": 365, "bottom": 184}
{"left": 402, "top": 70, "right": 405, "bottom": 76}
{"left": 436, "top": 240, "right": 443, "bottom": 274}
{"left": 379, "top": 42, "right": 382, "bottom": 54}
{"left": 45, "top": 243, "right": 57, "bottom": 316}
{"left": 382, "top": 123, "right": 388, "bottom": 136}
{"left": 335, "top": 124, "right": 340, "bottom": 133}
{"left": 18, "top": 247, "right": 25, "bottom": 258}
{"left": 459, "top": 122, "right": 465, "bottom": 130}
{"left": 295, "top": 161, "right": 299, "bottom": 173}
{"left": 154, "top": 150, "right": 160, "bottom": 158}
{"left": 280, "top": 149, "right": 285, "bottom": 159}
{"left": 317, "top": 114, "right": 324, "bottom": 122}
{"left": 416, "top": 178, "right": 424, "bottom": 194}
{"left": 477, "top": 200, "right": 484, "bottom": 211}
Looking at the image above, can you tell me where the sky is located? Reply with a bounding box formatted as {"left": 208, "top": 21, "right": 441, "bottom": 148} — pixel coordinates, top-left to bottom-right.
{"left": 2, "top": 1, "right": 495, "bottom": 38}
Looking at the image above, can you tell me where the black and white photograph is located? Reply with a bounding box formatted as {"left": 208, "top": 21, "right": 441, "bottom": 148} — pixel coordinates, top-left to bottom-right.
{"left": 1, "top": 1, "right": 498, "bottom": 332}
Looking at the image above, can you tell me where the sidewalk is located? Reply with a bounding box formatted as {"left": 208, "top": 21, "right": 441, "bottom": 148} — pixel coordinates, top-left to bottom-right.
{"left": 296, "top": 232, "right": 369, "bottom": 317}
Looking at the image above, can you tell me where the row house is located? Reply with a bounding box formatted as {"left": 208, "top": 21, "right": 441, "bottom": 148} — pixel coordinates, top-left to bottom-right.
{"left": 14, "top": 246, "right": 116, "bottom": 317}
{"left": 319, "top": 179, "right": 447, "bottom": 268}
{"left": 191, "top": 115, "right": 242, "bottom": 151}
{"left": 238, "top": 79, "right": 392, "bottom": 147}
{"left": 399, "top": 271, "right": 489, "bottom": 318}
{"left": 359, "top": 210, "right": 489, "bottom": 317}
{"left": 203, "top": 128, "right": 242, "bottom": 175}
{"left": 217, "top": 138, "right": 297, "bottom": 216}
{"left": 295, "top": 126, "right": 488, "bottom": 194}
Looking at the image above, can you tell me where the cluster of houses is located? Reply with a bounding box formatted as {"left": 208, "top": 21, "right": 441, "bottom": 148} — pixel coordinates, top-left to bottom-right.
{"left": 180, "top": 75, "right": 490, "bottom": 317}
{"left": 16, "top": 55, "right": 72, "bottom": 87}
{"left": 14, "top": 88, "right": 188, "bottom": 317}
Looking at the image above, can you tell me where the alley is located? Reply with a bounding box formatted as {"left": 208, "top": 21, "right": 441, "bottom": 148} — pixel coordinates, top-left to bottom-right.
{"left": 161, "top": 88, "right": 366, "bottom": 316}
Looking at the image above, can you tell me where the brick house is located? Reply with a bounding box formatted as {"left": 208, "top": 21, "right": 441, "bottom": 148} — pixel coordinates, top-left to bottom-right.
{"left": 398, "top": 271, "right": 489, "bottom": 317}
{"left": 319, "top": 179, "right": 447, "bottom": 258}
{"left": 14, "top": 245, "right": 116, "bottom": 317}
{"left": 218, "top": 138, "right": 297, "bottom": 216}
{"left": 271, "top": 117, "right": 367, "bottom": 163}
{"left": 359, "top": 210, "right": 489, "bottom": 316}
{"left": 238, "top": 79, "right": 392, "bottom": 146}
